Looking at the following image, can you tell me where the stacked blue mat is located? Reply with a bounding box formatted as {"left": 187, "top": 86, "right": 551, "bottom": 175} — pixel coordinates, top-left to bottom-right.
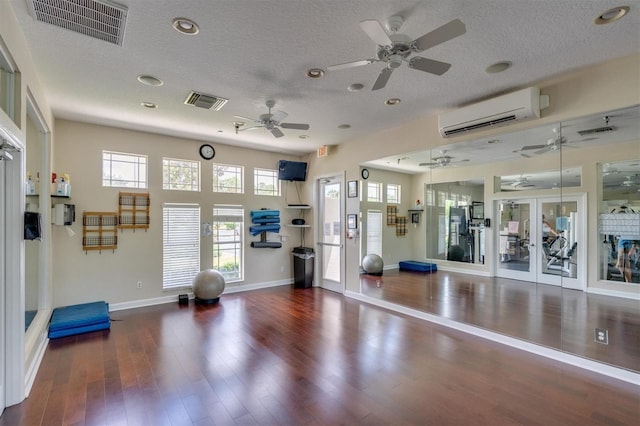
{"left": 48, "top": 301, "right": 111, "bottom": 338}
{"left": 250, "top": 209, "right": 282, "bottom": 248}
{"left": 399, "top": 261, "right": 438, "bottom": 273}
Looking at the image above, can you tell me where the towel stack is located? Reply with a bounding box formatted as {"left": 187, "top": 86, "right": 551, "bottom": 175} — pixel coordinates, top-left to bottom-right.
{"left": 250, "top": 209, "right": 282, "bottom": 248}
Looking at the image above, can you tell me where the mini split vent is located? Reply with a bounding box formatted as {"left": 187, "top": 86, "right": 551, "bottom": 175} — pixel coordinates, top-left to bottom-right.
{"left": 577, "top": 126, "right": 616, "bottom": 136}
{"left": 27, "top": 0, "right": 128, "bottom": 46}
{"left": 184, "top": 92, "right": 228, "bottom": 111}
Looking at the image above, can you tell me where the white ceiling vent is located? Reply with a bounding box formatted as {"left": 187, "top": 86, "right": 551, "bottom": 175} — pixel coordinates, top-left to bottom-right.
{"left": 27, "top": 0, "right": 128, "bottom": 46}
{"left": 184, "top": 91, "right": 229, "bottom": 111}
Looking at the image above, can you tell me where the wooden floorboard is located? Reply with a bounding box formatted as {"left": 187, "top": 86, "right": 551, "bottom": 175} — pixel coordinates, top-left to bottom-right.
{"left": 2, "top": 286, "right": 639, "bottom": 425}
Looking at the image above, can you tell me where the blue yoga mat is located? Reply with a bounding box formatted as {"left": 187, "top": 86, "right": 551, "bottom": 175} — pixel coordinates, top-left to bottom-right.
{"left": 49, "top": 301, "right": 110, "bottom": 338}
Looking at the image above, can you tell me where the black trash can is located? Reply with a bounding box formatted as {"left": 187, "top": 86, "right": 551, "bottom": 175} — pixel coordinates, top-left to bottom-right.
{"left": 292, "top": 246, "right": 315, "bottom": 288}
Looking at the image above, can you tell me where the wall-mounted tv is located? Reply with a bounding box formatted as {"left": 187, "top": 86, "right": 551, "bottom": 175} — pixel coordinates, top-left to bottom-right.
{"left": 278, "top": 160, "right": 308, "bottom": 181}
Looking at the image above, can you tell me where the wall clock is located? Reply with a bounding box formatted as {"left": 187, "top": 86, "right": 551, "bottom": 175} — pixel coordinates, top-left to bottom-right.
{"left": 361, "top": 168, "right": 369, "bottom": 179}
{"left": 199, "top": 144, "right": 215, "bottom": 160}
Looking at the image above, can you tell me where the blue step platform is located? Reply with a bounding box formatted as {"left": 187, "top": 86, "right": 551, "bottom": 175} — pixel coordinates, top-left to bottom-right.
{"left": 48, "top": 301, "right": 110, "bottom": 338}
{"left": 399, "top": 261, "right": 438, "bottom": 273}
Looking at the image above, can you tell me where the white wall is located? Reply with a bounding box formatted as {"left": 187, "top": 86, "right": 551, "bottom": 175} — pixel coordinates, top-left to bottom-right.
{"left": 51, "top": 120, "right": 306, "bottom": 307}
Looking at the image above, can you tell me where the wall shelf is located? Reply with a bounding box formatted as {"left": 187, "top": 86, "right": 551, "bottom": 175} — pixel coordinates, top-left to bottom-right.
{"left": 118, "top": 192, "right": 150, "bottom": 231}
{"left": 82, "top": 211, "right": 118, "bottom": 253}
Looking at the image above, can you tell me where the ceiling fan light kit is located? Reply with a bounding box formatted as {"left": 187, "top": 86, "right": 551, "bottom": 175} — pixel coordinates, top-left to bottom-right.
{"left": 328, "top": 15, "right": 467, "bottom": 90}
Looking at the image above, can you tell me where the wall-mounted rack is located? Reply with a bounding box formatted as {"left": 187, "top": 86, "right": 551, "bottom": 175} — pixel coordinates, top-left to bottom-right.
{"left": 82, "top": 211, "right": 118, "bottom": 253}
{"left": 118, "top": 192, "right": 150, "bottom": 231}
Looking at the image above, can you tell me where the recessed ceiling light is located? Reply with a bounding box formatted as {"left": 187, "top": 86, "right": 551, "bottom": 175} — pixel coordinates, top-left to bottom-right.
{"left": 595, "top": 6, "right": 630, "bottom": 24}
{"left": 137, "top": 75, "right": 163, "bottom": 86}
{"left": 338, "top": 124, "right": 351, "bottom": 129}
{"left": 385, "top": 98, "right": 401, "bottom": 106}
{"left": 485, "top": 61, "right": 512, "bottom": 74}
{"left": 172, "top": 17, "right": 199, "bottom": 35}
{"left": 141, "top": 102, "right": 157, "bottom": 109}
{"left": 348, "top": 83, "right": 364, "bottom": 92}
{"left": 306, "top": 68, "right": 325, "bottom": 78}
{"left": 299, "top": 135, "right": 309, "bottom": 139}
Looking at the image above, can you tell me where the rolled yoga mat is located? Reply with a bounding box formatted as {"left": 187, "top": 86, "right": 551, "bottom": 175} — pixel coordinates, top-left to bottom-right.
{"left": 250, "top": 241, "right": 282, "bottom": 248}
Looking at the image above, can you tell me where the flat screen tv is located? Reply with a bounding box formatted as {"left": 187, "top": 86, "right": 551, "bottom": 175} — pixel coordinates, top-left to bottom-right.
{"left": 278, "top": 160, "right": 308, "bottom": 181}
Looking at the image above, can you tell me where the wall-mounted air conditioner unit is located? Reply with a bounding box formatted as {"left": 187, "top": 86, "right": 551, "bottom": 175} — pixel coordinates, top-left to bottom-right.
{"left": 438, "top": 87, "right": 546, "bottom": 138}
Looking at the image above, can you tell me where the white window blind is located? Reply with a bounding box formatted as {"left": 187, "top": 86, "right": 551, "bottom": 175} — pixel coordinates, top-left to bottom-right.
{"left": 367, "top": 210, "right": 382, "bottom": 256}
{"left": 163, "top": 204, "right": 200, "bottom": 289}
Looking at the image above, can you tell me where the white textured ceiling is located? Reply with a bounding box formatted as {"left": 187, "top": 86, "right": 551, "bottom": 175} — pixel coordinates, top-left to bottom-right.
{"left": 8, "top": 0, "right": 640, "bottom": 158}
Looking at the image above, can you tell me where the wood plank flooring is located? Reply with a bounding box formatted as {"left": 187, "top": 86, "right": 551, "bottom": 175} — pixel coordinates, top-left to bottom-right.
{"left": 360, "top": 269, "right": 640, "bottom": 372}
{"left": 2, "top": 286, "right": 639, "bottom": 425}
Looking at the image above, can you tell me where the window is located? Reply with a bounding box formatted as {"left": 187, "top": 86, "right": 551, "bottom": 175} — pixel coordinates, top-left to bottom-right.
{"left": 425, "top": 188, "right": 435, "bottom": 206}
{"left": 213, "top": 206, "right": 244, "bottom": 282}
{"left": 367, "top": 182, "right": 383, "bottom": 202}
{"left": 213, "top": 163, "right": 243, "bottom": 193}
{"left": 367, "top": 210, "right": 382, "bottom": 256}
{"left": 163, "top": 204, "right": 200, "bottom": 289}
{"left": 103, "top": 151, "right": 148, "bottom": 188}
{"left": 163, "top": 157, "right": 200, "bottom": 191}
{"left": 0, "top": 46, "right": 18, "bottom": 123}
{"left": 254, "top": 168, "right": 280, "bottom": 196}
{"left": 387, "top": 183, "right": 401, "bottom": 204}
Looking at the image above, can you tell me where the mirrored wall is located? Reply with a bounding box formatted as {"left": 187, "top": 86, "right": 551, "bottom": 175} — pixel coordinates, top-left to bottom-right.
{"left": 359, "top": 105, "right": 640, "bottom": 373}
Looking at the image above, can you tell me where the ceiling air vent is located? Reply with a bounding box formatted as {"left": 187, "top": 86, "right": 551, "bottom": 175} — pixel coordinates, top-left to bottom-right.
{"left": 27, "top": 0, "right": 128, "bottom": 46}
{"left": 184, "top": 91, "right": 229, "bottom": 111}
{"left": 577, "top": 126, "right": 616, "bottom": 136}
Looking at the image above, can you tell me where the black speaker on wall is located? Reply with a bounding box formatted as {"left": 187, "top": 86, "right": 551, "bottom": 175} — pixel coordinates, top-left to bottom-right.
{"left": 24, "top": 211, "right": 42, "bottom": 240}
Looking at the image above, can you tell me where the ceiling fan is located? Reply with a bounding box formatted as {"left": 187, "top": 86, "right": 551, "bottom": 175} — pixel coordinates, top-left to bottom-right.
{"left": 234, "top": 100, "right": 310, "bottom": 138}
{"left": 327, "top": 15, "right": 466, "bottom": 90}
{"left": 419, "top": 150, "right": 469, "bottom": 168}
{"left": 622, "top": 175, "right": 640, "bottom": 187}
{"left": 504, "top": 175, "right": 535, "bottom": 189}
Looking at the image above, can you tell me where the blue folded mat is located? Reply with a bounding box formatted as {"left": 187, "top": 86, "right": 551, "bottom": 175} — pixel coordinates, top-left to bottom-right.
{"left": 251, "top": 217, "right": 281, "bottom": 224}
{"left": 250, "top": 210, "right": 280, "bottom": 219}
{"left": 49, "top": 301, "right": 110, "bottom": 338}
{"left": 250, "top": 224, "right": 281, "bottom": 236}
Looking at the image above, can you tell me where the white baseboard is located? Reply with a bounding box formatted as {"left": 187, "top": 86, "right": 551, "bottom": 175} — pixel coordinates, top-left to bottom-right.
{"left": 109, "top": 279, "right": 293, "bottom": 311}
{"left": 24, "top": 334, "right": 48, "bottom": 397}
{"left": 587, "top": 286, "right": 640, "bottom": 300}
{"left": 345, "top": 290, "right": 640, "bottom": 385}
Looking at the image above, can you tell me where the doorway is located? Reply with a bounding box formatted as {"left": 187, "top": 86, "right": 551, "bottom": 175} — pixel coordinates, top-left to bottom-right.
{"left": 496, "top": 195, "right": 585, "bottom": 290}
{"left": 316, "top": 175, "right": 345, "bottom": 293}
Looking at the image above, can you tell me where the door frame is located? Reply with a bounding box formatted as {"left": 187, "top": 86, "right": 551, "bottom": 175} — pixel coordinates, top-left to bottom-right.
{"left": 315, "top": 172, "right": 346, "bottom": 293}
{"left": 495, "top": 198, "right": 538, "bottom": 282}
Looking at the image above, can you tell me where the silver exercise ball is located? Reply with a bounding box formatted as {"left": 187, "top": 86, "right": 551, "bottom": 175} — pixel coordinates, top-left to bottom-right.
{"left": 193, "top": 269, "right": 226, "bottom": 304}
{"left": 362, "top": 254, "right": 384, "bottom": 276}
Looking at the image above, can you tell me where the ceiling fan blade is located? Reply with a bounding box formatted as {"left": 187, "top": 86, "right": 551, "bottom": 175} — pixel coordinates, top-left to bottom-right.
{"left": 280, "top": 123, "right": 310, "bottom": 130}
{"left": 327, "top": 59, "right": 377, "bottom": 71}
{"left": 418, "top": 162, "right": 437, "bottom": 167}
{"left": 271, "top": 110, "right": 288, "bottom": 123}
{"left": 233, "top": 115, "right": 257, "bottom": 123}
{"left": 412, "top": 19, "right": 466, "bottom": 52}
{"left": 270, "top": 127, "right": 284, "bottom": 138}
{"left": 408, "top": 56, "right": 451, "bottom": 75}
{"left": 520, "top": 144, "right": 547, "bottom": 151}
{"left": 534, "top": 147, "right": 551, "bottom": 155}
{"left": 372, "top": 67, "right": 393, "bottom": 91}
{"left": 359, "top": 19, "right": 392, "bottom": 46}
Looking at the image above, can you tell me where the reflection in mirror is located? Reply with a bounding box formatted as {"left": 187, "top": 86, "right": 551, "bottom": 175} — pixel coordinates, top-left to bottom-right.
{"left": 500, "top": 167, "right": 581, "bottom": 191}
{"left": 599, "top": 159, "right": 640, "bottom": 284}
{"left": 25, "top": 109, "right": 41, "bottom": 331}
{"left": 424, "top": 180, "right": 485, "bottom": 264}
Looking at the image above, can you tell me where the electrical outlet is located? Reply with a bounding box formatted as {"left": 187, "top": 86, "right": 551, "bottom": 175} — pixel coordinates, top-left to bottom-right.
{"left": 595, "top": 328, "right": 608, "bottom": 345}
{"left": 136, "top": 280, "right": 142, "bottom": 289}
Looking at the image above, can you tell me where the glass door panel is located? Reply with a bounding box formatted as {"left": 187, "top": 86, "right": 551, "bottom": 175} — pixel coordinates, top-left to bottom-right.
{"left": 497, "top": 200, "right": 537, "bottom": 281}
{"left": 318, "top": 177, "right": 344, "bottom": 293}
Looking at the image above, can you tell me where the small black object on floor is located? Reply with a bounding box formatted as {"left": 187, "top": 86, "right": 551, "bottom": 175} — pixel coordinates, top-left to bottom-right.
{"left": 195, "top": 297, "right": 220, "bottom": 305}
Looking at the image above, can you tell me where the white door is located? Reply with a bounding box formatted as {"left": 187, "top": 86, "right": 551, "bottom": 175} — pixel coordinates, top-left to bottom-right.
{"left": 0, "top": 157, "right": 6, "bottom": 415}
{"left": 496, "top": 199, "right": 538, "bottom": 282}
{"left": 317, "top": 176, "right": 344, "bottom": 293}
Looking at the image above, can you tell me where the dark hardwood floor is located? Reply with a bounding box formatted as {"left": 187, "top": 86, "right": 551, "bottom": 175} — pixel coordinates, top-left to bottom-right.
{"left": 360, "top": 269, "right": 640, "bottom": 373}
{"left": 2, "top": 286, "right": 639, "bottom": 425}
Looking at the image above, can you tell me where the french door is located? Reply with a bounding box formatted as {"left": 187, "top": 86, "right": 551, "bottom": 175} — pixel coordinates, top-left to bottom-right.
{"left": 316, "top": 175, "right": 344, "bottom": 293}
{"left": 496, "top": 195, "right": 585, "bottom": 290}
